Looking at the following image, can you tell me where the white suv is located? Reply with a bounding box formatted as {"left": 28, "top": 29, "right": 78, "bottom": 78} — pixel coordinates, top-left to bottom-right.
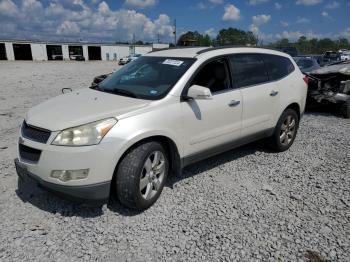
{"left": 15, "top": 47, "right": 307, "bottom": 210}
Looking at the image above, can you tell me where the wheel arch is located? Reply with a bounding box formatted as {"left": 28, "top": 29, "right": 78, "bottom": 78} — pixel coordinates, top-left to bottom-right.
{"left": 110, "top": 135, "right": 181, "bottom": 199}
{"left": 284, "top": 102, "right": 301, "bottom": 120}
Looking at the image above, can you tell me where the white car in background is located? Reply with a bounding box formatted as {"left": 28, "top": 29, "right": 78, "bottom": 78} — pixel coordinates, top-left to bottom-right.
{"left": 118, "top": 56, "right": 130, "bottom": 65}
{"left": 339, "top": 50, "right": 350, "bottom": 61}
{"left": 15, "top": 47, "right": 307, "bottom": 210}
{"left": 128, "top": 53, "right": 142, "bottom": 62}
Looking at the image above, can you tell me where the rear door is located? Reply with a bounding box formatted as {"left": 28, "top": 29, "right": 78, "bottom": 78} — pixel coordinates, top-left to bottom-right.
{"left": 230, "top": 53, "right": 280, "bottom": 136}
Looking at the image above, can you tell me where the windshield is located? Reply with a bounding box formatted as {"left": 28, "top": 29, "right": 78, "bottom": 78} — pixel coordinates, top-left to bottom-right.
{"left": 296, "top": 59, "right": 314, "bottom": 69}
{"left": 96, "top": 56, "right": 195, "bottom": 100}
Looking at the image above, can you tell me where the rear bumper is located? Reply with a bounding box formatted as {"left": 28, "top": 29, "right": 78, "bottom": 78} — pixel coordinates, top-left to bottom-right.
{"left": 15, "top": 158, "right": 110, "bottom": 206}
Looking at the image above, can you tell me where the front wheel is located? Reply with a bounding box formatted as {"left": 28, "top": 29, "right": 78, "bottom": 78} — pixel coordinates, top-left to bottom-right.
{"left": 269, "top": 109, "right": 299, "bottom": 152}
{"left": 116, "top": 141, "right": 168, "bottom": 210}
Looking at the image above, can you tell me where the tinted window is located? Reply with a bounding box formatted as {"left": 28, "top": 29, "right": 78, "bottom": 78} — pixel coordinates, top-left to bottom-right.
{"left": 191, "top": 58, "right": 231, "bottom": 93}
{"left": 97, "top": 56, "right": 195, "bottom": 100}
{"left": 263, "top": 54, "right": 295, "bottom": 81}
{"left": 230, "top": 54, "right": 269, "bottom": 88}
{"left": 296, "top": 58, "right": 314, "bottom": 69}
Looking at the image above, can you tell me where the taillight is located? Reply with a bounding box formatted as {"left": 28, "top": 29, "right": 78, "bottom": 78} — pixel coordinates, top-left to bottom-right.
{"left": 303, "top": 75, "right": 309, "bottom": 85}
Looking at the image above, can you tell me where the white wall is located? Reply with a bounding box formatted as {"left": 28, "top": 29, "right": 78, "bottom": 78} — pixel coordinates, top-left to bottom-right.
{"left": 31, "top": 43, "right": 47, "bottom": 61}
{"left": 62, "top": 45, "right": 69, "bottom": 60}
{"left": 152, "top": 43, "right": 169, "bottom": 49}
{"left": 4, "top": 42, "right": 14, "bottom": 60}
{"left": 101, "top": 45, "right": 129, "bottom": 61}
{"left": 135, "top": 46, "right": 152, "bottom": 55}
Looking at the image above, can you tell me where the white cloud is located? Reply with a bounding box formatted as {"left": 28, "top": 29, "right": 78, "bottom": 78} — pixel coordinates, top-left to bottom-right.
{"left": 205, "top": 28, "right": 217, "bottom": 38}
{"left": 249, "top": 14, "right": 271, "bottom": 37}
{"left": 341, "top": 27, "right": 350, "bottom": 38}
{"left": 321, "top": 11, "right": 332, "bottom": 18}
{"left": 195, "top": 2, "right": 207, "bottom": 10}
{"left": 280, "top": 21, "right": 289, "bottom": 27}
{"left": 98, "top": 1, "right": 110, "bottom": 13}
{"left": 275, "top": 2, "right": 282, "bottom": 9}
{"left": 276, "top": 30, "right": 327, "bottom": 41}
{"left": 325, "top": 1, "right": 339, "bottom": 9}
{"left": 0, "top": 0, "right": 174, "bottom": 42}
{"left": 296, "top": 16, "right": 310, "bottom": 23}
{"left": 252, "top": 14, "right": 271, "bottom": 25}
{"left": 249, "top": 24, "right": 259, "bottom": 34}
{"left": 296, "top": 0, "right": 322, "bottom": 6}
{"left": 222, "top": 4, "right": 241, "bottom": 21}
{"left": 248, "top": 0, "right": 269, "bottom": 5}
{"left": 124, "top": 0, "right": 157, "bottom": 9}
{"left": 57, "top": 20, "right": 80, "bottom": 35}
{"left": 209, "top": 0, "right": 224, "bottom": 4}
{"left": 0, "top": 0, "right": 19, "bottom": 16}
{"left": 276, "top": 30, "right": 303, "bottom": 40}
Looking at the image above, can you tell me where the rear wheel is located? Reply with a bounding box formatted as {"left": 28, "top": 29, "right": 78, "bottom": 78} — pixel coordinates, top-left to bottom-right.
{"left": 116, "top": 141, "right": 168, "bottom": 210}
{"left": 269, "top": 109, "right": 299, "bottom": 152}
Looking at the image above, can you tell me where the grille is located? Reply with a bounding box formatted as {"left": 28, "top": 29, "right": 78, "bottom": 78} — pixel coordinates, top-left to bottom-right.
{"left": 19, "top": 144, "right": 42, "bottom": 163}
{"left": 21, "top": 121, "right": 51, "bottom": 143}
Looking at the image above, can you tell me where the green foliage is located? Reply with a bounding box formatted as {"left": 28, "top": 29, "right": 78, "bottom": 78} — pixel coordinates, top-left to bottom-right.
{"left": 177, "top": 31, "right": 212, "bottom": 46}
{"left": 216, "top": 28, "right": 257, "bottom": 46}
{"left": 177, "top": 28, "right": 257, "bottom": 47}
{"left": 269, "top": 37, "right": 350, "bottom": 54}
{"left": 177, "top": 28, "right": 350, "bottom": 54}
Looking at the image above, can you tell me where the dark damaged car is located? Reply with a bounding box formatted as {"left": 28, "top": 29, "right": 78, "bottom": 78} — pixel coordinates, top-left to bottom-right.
{"left": 306, "top": 61, "right": 350, "bottom": 118}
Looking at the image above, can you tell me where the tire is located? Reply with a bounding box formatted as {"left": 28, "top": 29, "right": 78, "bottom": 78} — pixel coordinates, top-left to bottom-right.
{"left": 269, "top": 109, "right": 299, "bottom": 152}
{"left": 340, "top": 101, "right": 350, "bottom": 119}
{"left": 116, "top": 141, "right": 169, "bottom": 210}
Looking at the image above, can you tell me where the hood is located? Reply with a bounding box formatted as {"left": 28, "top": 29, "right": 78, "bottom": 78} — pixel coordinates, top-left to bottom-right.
{"left": 311, "top": 62, "right": 350, "bottom": 75}
{"left": 26, "top": 88, "right": 150, "bottom": 131}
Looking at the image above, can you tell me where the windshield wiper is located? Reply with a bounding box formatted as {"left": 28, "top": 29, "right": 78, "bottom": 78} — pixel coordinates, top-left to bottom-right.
{"left": 109, "top": 88, "right": 139, "bottom": 98}
{"left": 90, "top": 83, "right": 100, "bottom": 90}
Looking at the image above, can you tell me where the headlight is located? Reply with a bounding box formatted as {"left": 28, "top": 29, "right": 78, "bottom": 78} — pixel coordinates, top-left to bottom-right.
{"left": 52, "top": 118, "right": 117, "bottom": 146}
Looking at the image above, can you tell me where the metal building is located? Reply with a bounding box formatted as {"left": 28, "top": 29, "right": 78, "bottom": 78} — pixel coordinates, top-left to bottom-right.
{"left": 0, "top": 40, "right": 169, "bottom": 61}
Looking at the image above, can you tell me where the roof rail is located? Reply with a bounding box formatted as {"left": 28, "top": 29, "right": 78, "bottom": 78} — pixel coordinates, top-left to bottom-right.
{"left": 151, "top": 46, "right": 208, "bottom": 52}
{"left": 196, "top": 45, "right": 265, "bottom": 55}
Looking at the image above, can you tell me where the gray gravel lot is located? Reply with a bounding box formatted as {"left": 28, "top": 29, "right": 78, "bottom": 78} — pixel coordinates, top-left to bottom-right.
{"left": 0, "top": 61, "right": 349, "bottom": 262}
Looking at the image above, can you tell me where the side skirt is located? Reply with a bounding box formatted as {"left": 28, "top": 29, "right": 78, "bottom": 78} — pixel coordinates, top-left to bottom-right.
{"left": 181, "top": 128, "right": 274, "bottom": 168}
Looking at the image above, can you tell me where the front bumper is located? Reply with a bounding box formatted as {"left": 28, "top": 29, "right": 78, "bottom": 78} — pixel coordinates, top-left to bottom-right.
{"left": 15, "top": 158, "right": 110, "bottom": 206}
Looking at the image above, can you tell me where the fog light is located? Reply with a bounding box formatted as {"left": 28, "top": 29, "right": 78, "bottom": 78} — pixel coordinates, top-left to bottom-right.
{"left": 51, "top": 169, "right": 89, "bottom": 182}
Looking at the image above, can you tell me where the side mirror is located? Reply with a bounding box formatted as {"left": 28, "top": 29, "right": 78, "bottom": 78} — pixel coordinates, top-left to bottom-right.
{"left": 186, "top": 85, "right": 213, "bottom": 100}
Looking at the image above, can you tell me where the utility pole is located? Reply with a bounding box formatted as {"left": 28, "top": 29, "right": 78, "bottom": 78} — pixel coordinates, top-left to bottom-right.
{"left": 173, "top": 19, "right": 177, "bottom": 46}
{"left": 132, "top": 33, "right": 136, "bottom": 54}
{"left": 157, "top": 33, "right": 160, "bottom": 44}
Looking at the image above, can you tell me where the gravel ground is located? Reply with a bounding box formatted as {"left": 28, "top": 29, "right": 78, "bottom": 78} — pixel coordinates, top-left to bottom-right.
{"left": 0, "top": 61, "right": 349, "bottom": 262}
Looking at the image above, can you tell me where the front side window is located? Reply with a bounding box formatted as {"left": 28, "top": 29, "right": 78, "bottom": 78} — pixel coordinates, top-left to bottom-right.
{"left": 190, "top": 58, "right": 232, "bottom": 93}
{"left": 95, "top": 56, "right": 195, "bottom": 100}
{"left": 230, "top": 54, "right": 269, "bottom": 88}
{"left": 263, "top": 54, "right": 295, "bottom": 81}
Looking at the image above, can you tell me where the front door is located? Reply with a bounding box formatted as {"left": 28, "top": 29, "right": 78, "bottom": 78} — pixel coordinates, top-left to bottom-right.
{"left": 181, "top": 57, "right": 243, "bottom": 157}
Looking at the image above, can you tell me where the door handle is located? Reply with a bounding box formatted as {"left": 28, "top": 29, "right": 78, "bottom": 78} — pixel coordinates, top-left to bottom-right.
{"left": 228, "top": 100, "right": 240, "bottom": 107}
{"left": 270, "top": 90, "right": 279, "bottom": 97}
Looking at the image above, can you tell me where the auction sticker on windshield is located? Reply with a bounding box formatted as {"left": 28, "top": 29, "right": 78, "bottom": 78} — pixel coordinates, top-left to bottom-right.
{"left": 162, "top": 59, "right": 184, "bottom": 66}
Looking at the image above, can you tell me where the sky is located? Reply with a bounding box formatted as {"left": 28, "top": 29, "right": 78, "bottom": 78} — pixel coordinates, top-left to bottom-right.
{"left": 0, "top": 0, "right": 349, "bottom": 43}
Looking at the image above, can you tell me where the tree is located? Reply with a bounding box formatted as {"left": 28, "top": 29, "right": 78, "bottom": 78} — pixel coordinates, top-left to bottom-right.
{"left": 177, "top": 31, "right": 210, "bottom": 46}
{"left": 216, "top": 28, "right": 257, "bottom": 46}
{"left": 296, "top": 36, "right": 308, "bottom": 54}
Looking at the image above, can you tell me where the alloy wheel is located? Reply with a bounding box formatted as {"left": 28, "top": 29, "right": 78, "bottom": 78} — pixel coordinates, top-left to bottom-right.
{"left": 139, "top": 151, "right": 166, "bottom": 200}
{"left": 279, "top": 115, "right": 296, "bottom": 146}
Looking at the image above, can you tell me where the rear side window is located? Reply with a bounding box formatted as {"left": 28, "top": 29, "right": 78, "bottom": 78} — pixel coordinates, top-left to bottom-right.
{"left": 263, "top": 54, "right": 295, "bottom": 81}
{"left": 230, "top": 54, "right": 269, "bottom": 88}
